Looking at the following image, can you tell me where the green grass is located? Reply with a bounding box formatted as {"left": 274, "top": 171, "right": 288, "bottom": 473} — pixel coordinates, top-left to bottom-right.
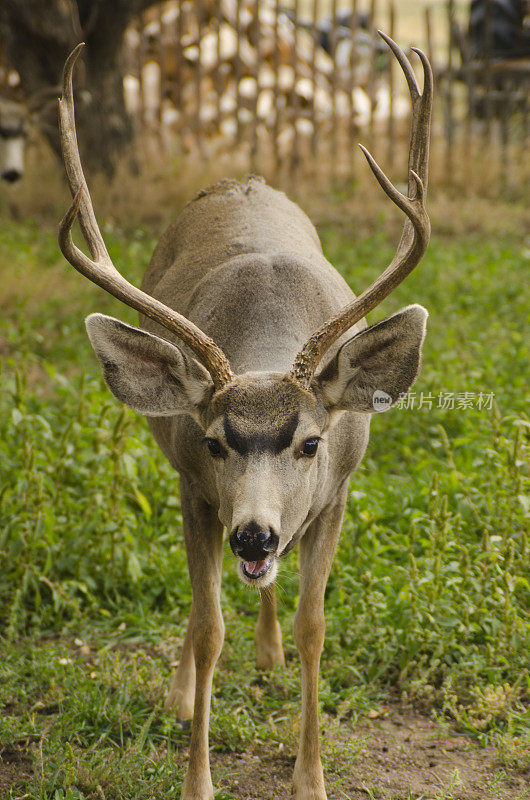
{"left": 0, "top": 212, "right": 529, "bottom": 798}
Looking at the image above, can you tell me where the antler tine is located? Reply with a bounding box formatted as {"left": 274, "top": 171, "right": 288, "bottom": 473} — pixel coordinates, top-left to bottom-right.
{"left": 58, "top": 45, "right": 233, "bottom": 389}
{"left": 291, "top": 33, "right": 433, "bottom": 388}
{"left": 378, "top": 30, "right": 421, "bottom": 100}
{"left": 59, "top": 44, "right": 110, "bottom": 265}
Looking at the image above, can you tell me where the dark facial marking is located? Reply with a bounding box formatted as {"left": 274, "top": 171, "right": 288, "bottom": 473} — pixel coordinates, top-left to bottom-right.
{"left": 0, "top": 126, "right": 25, "bottom": 139}
{"left": 224, "top": 412, "right": 299, "bottom": 456}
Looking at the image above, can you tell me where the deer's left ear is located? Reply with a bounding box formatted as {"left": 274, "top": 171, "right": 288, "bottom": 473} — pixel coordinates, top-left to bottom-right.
{"left": 316, "top": 304, "right": 428, "bottom": 413}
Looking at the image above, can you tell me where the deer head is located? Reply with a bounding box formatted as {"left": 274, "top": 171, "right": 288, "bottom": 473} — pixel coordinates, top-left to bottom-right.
{"left": 0, "top": 96, "right": 28, "bottom": 183}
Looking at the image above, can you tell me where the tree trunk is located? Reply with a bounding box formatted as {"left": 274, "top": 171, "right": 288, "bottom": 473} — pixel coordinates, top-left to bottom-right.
{"left": 0, "top": 0, "right": 158, "bottom": 176}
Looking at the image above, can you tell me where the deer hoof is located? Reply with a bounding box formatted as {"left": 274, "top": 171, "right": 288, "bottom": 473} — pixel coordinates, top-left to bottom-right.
{"left": 256, "top": 642, "right": 285, "bottom": 670}
{"left": 292, "top": 787, "right": 328, "bottom": 800}
{"left": 292, "top": 765, "right": 328, "bottom": 800}
{"left": 163, "top": 686, "right": 195, "bottom": 720}
{"left": 181, "top": 769, "right": 214, "bottom": 800}
{"left": 255, "top": 620, "right": 285, "bottom": 669}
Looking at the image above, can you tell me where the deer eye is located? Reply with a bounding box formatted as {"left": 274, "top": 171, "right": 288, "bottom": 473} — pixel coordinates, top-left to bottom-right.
{"left": 205, "top": 438, "right": 224, "bottom": 458}
{"left": 301, "top": 437, "right": 320, "bottom": 457}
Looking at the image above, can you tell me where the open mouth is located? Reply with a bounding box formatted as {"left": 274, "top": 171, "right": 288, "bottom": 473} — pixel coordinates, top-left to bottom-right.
{"left": 241, "top": 558, "right": 273, "bottom": 580}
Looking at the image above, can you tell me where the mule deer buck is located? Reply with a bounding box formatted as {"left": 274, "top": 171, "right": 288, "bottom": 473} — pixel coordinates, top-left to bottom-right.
{"left": 0, "top": 96, "right": 27, "bottom": 183}
{"left": 58, "top": 33, "right": 432, "bottom": 800}
{"left": 0, "top": 86, "right": 62, "bottom": 183}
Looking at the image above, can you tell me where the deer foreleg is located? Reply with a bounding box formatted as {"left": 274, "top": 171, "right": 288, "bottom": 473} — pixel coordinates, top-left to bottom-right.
{"left": 292, "top": 483, "right": 348, "bottom": 800}
{"left": 164, "top": 601, "right": 195, "bottom": 719}
{"left": 255, "top": 586, "right": 285, "bottom": 669}
{"left": 179, "top": 481, "right": 224, "bottom": 800}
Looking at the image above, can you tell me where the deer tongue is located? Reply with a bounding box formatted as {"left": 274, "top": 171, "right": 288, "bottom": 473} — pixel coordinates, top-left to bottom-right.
{"left": 245, "top": 559, "right": 267, "bottom": 575}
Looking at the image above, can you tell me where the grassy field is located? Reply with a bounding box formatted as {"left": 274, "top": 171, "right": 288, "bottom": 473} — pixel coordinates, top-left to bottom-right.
{"left": 0, "top": 187, "right": 529, "bottom": 799}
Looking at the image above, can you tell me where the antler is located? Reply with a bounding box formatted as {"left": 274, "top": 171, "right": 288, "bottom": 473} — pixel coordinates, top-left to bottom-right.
{"left": 58, "top": 44, "right": 233, "bottom": 390}
{"left": 291, "top": 32, "right": 433, "bottom": 388}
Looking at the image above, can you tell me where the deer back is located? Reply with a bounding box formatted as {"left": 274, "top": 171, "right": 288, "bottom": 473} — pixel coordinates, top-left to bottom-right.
{"left": 140, "top": 177, "right": 359, "bottom": 375}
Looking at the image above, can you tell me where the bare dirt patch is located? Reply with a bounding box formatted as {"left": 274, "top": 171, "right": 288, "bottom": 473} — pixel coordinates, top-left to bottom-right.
{"left": 1, "top": 706, "right": 528, "bottom": 798}
{"left": 0, "top": 742, "right": 34, "bottom": 796}
{"left": 209, "top": 706, "right": 529, "bottom": 800}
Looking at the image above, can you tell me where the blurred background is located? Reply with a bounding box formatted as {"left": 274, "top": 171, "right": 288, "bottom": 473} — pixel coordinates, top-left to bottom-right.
{"left": 0, "top": 0, "right": 529, "bottom": 203}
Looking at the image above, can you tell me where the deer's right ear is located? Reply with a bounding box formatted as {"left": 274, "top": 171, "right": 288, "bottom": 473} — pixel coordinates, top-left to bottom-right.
{"left": 85, "top": 314, "right": 214, "bottom": 418}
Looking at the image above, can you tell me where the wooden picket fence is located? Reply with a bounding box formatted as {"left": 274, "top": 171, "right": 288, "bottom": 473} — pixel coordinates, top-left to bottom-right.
{"left": 0, "top": 0, "right": 527, "bottom": 193}
{"left": 123, "top": 0, "right": 419, "bottom": 183}
{"left": 435, "top": 0, "right": 529, "bottom": 193}
{"left": 122, "top": 0, "right": 529, "bottom": 194}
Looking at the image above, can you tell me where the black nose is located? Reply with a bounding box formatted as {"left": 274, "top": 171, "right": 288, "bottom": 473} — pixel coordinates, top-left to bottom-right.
{"left": 229, "top": 521, "right": 279, "bottom": 561}
{"left": 2, "top": 169, "right": 22, "bottom": 184}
